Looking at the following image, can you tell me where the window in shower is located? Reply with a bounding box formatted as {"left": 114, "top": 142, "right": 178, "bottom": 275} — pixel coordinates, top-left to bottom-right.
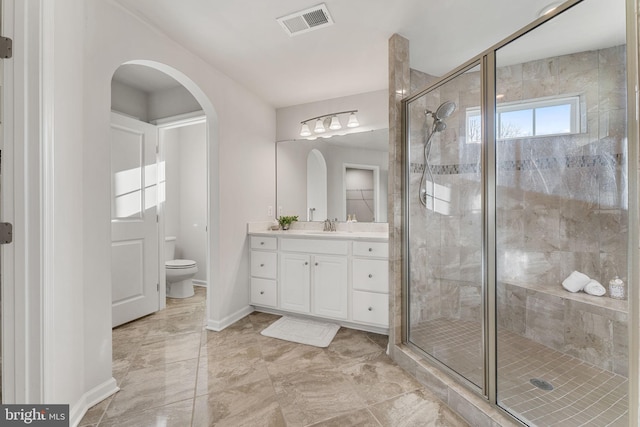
{"left": 406, "top": 63, "right": 484, "bottom": 390}
{"left": 466, "top": 95, "right": 580, "bottom": 143}
{"left": 495, "top": 0, "right": 629, "bottom": 425}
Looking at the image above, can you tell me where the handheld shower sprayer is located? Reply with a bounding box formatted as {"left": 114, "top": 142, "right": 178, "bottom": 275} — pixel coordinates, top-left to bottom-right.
{"left": 419, "top": 100, "right": 457, "bottom": 208}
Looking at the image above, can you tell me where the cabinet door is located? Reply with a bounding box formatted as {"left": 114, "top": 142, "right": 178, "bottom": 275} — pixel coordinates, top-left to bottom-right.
{"left": 313, "top": 255, "right": 348, "bottom": 319}
{"left": 279, "top": 253, "right": 311, "bottom": 313}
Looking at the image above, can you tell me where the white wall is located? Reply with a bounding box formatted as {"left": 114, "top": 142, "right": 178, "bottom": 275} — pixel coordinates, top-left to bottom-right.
{"left": 149, "top": 86, "right": 202, "bottom": 122}
{"left": 178, "top": 123, "right": 207, "bottom": 282}
{"left": 162, "top": 127, "right": 181, "bottom": 238}
{"left": 111, "top": 80, "right": 149, "bottom": 121}
{"left": 111, "top": 79, "right": 201, "bottom": 123}
{"left": 79, "top": 0, "right": 276, "bottom": 422}
{"left": 51, "top": 0, "right": 86, "bottom": 411}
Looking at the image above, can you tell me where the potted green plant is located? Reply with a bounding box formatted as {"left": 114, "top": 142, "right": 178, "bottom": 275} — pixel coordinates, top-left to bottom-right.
{"left": 278, "top": 215, "right": 298, "bottom": 230}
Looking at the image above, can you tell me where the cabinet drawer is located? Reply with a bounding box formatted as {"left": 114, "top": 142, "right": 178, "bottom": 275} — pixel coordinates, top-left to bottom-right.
{"left": 281, "top": 238, "right": 348, "bottom": 255}
{"left": 251, "top": 278, "right": 277, "bottom": 307}
{"left": 251, "top": 236, "right": 277, "bottom": 250}
{"left": 353, "top": 241, "right": 388, "bottom": 258}
{"left": 352, "top": 259, "right": 388, "bottom": 293}
{"left": 352, "top": 291, "right": 388, "bottom": 326}
{"left": 251, "top": 251, "right": 277, "bottom": 279}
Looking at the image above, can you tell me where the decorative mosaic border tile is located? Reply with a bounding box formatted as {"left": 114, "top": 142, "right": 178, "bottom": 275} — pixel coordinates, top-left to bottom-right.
{"left": 410, "top": 153, "right": 624, "bottom": 175}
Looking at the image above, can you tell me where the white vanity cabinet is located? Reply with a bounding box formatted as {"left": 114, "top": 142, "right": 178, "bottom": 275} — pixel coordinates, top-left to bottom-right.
{"left": 250, "top": 236, "right": 278, "bottom": 307}
{"left": 280, "top": 238, "right": 349, "bottom": 320}
{"left": 351, "top": 241, "right": 389, "bottom": 326}
{"left": 249, "top": 232, "right": 389, "bottom": 333}
{"left": 312, "top": 255, "right": 348, "bottom": 319}
{"left": 279, "top": 253, "right": 311, "bottom": 313}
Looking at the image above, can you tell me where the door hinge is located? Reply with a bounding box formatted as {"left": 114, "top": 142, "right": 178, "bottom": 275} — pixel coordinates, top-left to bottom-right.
{"left": 0, "top": 37, "right": 12, "bottom": 59}
{"left": 157, "top": 283, "right": 160, "bottom": 292}
{"left": 0, "top": 222, "right": 12, "bottom": 244}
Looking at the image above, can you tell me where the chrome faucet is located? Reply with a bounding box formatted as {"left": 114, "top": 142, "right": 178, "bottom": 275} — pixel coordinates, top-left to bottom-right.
{"left": 323, "top": 218, "right": 338, "bottom": 232}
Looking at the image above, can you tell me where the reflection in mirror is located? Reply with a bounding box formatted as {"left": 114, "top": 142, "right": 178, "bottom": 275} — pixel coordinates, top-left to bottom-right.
{"left": 344, "top": 165, "right": 379, "bottom": 222}
{"left": 277, "top": 128, "right": 388, "bottom": 222}
{"left": 306, "top": 149, "right": 327, "bottom": 221}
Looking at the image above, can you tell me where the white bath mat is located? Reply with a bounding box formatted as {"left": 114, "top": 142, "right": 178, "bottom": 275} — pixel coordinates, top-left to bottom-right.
{"left": 261, "top": 316, "right": 340, "bottom": 348}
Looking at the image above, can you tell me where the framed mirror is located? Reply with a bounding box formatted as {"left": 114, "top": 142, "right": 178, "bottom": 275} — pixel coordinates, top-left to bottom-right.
{"left": 276, "top": 128, "right": 389, "bottom": 222}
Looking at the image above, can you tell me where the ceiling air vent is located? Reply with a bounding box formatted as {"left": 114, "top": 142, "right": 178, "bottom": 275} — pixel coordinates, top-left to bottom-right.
{"left": 277, "top": 3, "right": 334, "bottom": 37}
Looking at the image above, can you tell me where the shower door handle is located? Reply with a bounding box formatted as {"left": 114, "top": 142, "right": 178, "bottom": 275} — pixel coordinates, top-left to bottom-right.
{"left": 0, "top": 222, "right": 12, "bottom": 244}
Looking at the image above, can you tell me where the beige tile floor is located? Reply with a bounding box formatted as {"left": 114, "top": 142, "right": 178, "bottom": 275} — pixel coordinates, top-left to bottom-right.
{"left": 411, "top": 319, "right": 628, "bottom": 426}
{"left": 80, "top": 288, "right": 468, "bottom": 427}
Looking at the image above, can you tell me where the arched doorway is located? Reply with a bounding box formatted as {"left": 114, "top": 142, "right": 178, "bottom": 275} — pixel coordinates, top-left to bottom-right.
{"left": 109, "top": 61, "right": 219, "bottom": 327}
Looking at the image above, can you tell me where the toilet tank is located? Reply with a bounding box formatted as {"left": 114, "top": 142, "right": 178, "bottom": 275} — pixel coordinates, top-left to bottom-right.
{"left": 165, "top": 236, "right": 177, "bottom": 261}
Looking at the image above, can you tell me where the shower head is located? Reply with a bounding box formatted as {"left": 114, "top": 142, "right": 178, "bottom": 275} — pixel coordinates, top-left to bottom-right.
{"left": 435, "top": 101, "right": 456, "bottom": 120}
{"left": 433, "top": 120, "right": 447, "bottom": 133}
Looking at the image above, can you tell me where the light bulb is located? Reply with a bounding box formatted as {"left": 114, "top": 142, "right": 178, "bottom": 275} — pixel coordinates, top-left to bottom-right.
{"left": 347, "top": 112, "right": 359, "bottom": 128}
{"left": 300, "top": 123, "right": 311, "bottom": 137}
{"left": 329, "top": 115, "right": 342, "bottom": 130}
{"left": 314, "top": 119, "right": 326, "bottom": 133}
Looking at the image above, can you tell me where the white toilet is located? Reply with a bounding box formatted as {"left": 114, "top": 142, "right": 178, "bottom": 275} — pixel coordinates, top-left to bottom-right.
{"left": 165, "top": 236, "right": 197, "bottom": 298}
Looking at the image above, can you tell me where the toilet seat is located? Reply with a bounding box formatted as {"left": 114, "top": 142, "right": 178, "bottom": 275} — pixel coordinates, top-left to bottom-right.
{"left": 166, "top": 259, "right": 196, "bottom": 269}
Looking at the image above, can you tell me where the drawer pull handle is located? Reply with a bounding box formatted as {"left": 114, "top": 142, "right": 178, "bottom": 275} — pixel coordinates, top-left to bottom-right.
{"left": 368, "top": 274, "right": 373, "bottom": 278}
{"left": 315, "top": 262, "right": 319, "bottom": 266}
{"left": 368, "top": 307, "right": 373, "bottom": 311}
{"left": 260, "top": 241, "right": 265, "bottom": 245}
{"left": 260, "top": 291, "right": 265, "bottom": 295}
{"left": 260, "top": 263, "right": 265, "bottom": 267}
{"left": 368, "top": 248, "right": 373, "bottom": 252}
{"left": 304, "top": 262, "right": 309, "bottom": 265}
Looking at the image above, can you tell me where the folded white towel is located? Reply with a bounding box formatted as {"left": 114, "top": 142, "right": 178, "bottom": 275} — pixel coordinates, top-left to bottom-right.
{"left": 562, "top": 271, "right": 590, "bottom": 293}
{"left": 584, "top": 279, "right": 606, "bottom": 296}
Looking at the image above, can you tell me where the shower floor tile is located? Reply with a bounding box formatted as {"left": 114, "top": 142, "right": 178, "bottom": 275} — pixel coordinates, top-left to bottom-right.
{"left": 410, "top": 319, "right": 628, "bottom": 426}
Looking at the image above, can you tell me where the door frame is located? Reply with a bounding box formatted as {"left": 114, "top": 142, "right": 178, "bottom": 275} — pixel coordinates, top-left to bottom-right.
{"left": 2, "top": 0, "right": 54, "bottom": 402}
{"left": 154, "top": 112, "right": 208, "bottom": 310}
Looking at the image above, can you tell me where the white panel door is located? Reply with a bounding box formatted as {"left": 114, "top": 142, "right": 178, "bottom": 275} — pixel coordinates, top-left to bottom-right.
{"left": 279, "top": 253, "right": 310, "bottom": 313}
{"left": 312, "top": 255, "right": 348, "bottom": 319}
{"left": 111, "top": 113, "right": 159, "bottom": 327}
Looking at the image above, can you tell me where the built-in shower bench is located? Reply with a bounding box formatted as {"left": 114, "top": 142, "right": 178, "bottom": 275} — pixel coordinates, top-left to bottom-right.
{"left": 500, "top": 280, "right": 628, "bottom": 376}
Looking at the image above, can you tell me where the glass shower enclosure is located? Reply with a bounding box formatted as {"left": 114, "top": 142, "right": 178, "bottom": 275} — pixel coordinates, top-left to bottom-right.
{"left": 404, "top": 0, "right": 633, "bottom": 425}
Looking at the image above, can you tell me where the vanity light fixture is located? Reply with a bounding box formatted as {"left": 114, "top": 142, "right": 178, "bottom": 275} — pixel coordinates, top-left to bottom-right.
{"left": 299, "top": 110, "right": 359, "bottom": 137}
{"left": 537, "top": 1, "right": 563, "bottom": 18}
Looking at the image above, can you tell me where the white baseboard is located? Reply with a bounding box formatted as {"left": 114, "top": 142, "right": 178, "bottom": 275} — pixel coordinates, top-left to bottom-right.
{"left": 70, "top": 377, "right": 119, "bottom": 427}
{"left": 207, "top": 305, "right": 254, "bottom": 331}
{"left": 193, "top": 280, "right": 207, "bottom": 287}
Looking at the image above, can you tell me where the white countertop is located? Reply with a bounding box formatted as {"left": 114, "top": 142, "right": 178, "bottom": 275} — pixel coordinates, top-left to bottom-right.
{"left": 249, "top": 229, "right": 388, "bottom": 242}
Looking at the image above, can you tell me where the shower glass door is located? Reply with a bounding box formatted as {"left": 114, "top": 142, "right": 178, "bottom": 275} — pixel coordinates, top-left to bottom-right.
{"left": 406, "top": 63, "right": 484, "bottom": 390}
{"left": 495, "top": 0, "right": 629, "bottom": 425}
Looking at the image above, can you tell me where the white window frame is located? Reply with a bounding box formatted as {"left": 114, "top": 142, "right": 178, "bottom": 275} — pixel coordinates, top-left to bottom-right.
{"left": 466, "top": 95, "right": 582, "bottom": 143}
